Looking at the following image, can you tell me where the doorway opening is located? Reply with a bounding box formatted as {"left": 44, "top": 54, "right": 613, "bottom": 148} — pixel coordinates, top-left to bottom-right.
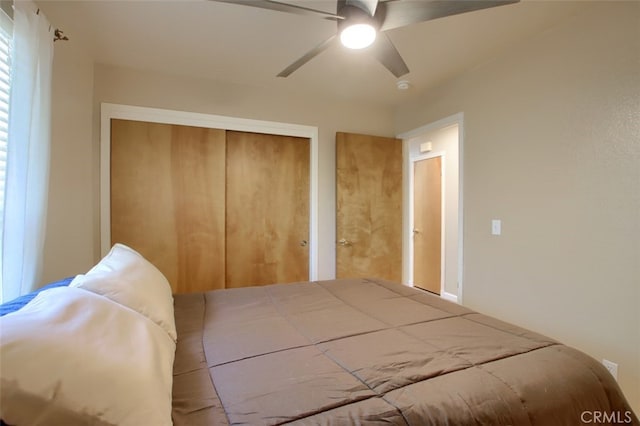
{"left": 400, "top": 113, "right": 463, "bottom": 303}
{"left": 412, "top": 154, "right": 443, "bottom": 294}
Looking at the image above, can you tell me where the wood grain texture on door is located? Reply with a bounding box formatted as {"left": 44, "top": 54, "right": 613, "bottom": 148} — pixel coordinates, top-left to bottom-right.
{"left": 110, "top": 119, "right": 226, "bottom": 294}
{"left": 336, "top": 132, "right": 402, "bottom": 282}
{"left": 413, "top": 156, "right": 442, "bottom": 294}
{"left": 225, "top": 131, "right": 310, "bottom": 288}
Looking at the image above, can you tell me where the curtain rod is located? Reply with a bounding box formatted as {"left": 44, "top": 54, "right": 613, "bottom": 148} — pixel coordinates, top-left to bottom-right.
{"left": 53, "top": 28, "right": 68, "bottom": 42}
{"left": 34, "top": 7, "right": 69, "bottom": 42}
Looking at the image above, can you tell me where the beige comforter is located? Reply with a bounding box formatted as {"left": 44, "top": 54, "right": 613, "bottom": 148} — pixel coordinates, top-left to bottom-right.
{"left": 171, "top": 278, "right": 637, "bottom": 425}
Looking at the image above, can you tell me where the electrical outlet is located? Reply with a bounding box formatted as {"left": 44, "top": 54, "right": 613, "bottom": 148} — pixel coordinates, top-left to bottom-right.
{"left": 602, "top": 359, "right": 618, "bottom": 380}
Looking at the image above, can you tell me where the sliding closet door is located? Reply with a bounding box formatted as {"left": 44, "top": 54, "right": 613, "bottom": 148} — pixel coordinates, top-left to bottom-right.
{"left": 225, "top": 131, "right": 310, "bottom": 288}
{"left": 336, "top": 132, "right": 402, "bottom": 282}
{"left": 110, "top": 119, "right": 226, "bottom": 294}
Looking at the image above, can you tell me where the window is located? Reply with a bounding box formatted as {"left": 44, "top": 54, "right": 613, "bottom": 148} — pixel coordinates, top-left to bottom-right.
{"left": 0, "top": 8, "right": 11, "bottom": 301}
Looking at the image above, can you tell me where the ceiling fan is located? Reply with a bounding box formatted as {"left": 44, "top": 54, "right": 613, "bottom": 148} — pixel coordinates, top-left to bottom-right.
{"left": 210, "top": 0, "right": 519, "bottom": 78}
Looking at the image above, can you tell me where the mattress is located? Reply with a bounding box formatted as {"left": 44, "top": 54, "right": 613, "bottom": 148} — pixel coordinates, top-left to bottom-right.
{"left": 171, "top": 278, "right": 637, "bottom": 425}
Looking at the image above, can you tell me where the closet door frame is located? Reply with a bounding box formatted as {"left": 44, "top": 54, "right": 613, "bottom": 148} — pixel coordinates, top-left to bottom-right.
{"left": 100, "top": 102, "right": 320, "bottom": 281}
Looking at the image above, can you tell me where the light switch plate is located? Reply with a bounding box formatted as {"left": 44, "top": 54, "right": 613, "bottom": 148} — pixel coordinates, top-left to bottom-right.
{"left": 491, "top": 219, "right": 501, "bottom": 236}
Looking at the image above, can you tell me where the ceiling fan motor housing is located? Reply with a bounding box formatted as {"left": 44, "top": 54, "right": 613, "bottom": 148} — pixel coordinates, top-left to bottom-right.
{"left": 337, "top": 3, "right": 379, "bottom": 33}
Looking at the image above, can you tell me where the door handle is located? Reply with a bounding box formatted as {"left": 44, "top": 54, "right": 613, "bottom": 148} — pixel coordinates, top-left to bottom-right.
{"left": 338, "top": 238, "right": 352, "bottom": 246}
{"left": 413, "top": 228, "right": 420, "bottom": 235}
{"left": 300, "top": 240, "right": 308, "bottom": 247}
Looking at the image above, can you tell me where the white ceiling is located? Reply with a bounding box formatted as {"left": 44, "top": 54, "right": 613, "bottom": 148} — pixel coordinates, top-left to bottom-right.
{"left": 37, "top": 0, "right": 591, "bottom": 108}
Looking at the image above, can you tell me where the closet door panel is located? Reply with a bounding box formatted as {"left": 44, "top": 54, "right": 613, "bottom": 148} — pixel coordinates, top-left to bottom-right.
{"left": 225, "top": 131, "right": 310, "bottom": 287}
{"left": 110, "top": 119, "right": 226, "bottom": 293}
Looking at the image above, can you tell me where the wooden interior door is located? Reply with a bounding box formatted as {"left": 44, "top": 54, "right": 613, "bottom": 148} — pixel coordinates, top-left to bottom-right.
{"left": 413, "top": 156, "right": 442, "bottom": 294}
{"left": 110, "top": 119, "right": 227, "bottom": 294}
{"left": 225, "top": 131, "right": 310, "bottom": 288}
{"left": 336, "top": 132, "right": 402, "bottom": 282}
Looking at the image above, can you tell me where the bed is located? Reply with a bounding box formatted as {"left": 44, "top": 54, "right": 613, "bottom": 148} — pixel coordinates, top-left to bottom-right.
{"left": 1, "top": 244, "right": 637, "bottom": 425}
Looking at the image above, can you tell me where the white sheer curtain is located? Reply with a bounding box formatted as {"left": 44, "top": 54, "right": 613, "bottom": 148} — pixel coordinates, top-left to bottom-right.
{"left": 1, "top": 1, "right": 53, "bottom": 302}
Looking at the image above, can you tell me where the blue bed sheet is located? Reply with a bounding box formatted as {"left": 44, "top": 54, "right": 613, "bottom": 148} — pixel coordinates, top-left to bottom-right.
{"left": 0, "top": 277, "right": 73, "bottom": 317}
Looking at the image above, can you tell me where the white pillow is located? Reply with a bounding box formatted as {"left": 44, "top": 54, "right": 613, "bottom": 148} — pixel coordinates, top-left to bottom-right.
{"left": 70, "top": 243, "right": 177, "bottom": 342}
{"left": 0, "top": 287, "right": 175, "bottom": 426}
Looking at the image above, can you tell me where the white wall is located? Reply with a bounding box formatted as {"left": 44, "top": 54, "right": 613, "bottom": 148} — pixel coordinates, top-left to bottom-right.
{"left": 395, "top": 2, "right": 639, "bottom": 412}
{"left": 41, "top": 37, "right": 95, "bottom": 283}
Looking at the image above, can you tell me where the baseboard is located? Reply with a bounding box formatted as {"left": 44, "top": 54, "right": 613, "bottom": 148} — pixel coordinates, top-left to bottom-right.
{"left": 441, "top": 291, "right": 458, "bottom": 304}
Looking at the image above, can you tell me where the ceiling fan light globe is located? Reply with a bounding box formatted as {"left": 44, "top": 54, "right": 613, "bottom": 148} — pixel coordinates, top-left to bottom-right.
{"left": 340, "top": 24, "right": 376, "bottom": 49}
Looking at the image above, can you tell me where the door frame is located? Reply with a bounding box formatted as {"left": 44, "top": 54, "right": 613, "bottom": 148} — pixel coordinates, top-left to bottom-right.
{"left": 409, "top": 152, "right": 446, "bottom": 295}
{"left": 100, "top": 103, "right": 320, "bottom": 281}
{"left": 398, "top": 112, "right": 464, "bottom": 303}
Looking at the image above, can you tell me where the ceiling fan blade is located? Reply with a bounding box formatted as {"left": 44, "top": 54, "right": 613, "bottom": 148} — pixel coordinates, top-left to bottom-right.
{"left": 377, "top": 0, "right": 519, "bottom": 32}
{"left": 277, "top": 34, "right": 337, "bottom": 77}
{"left": 371, "top": 32, "right": 409, "bottom": 78}
{"left": 210, "top": 0, "right": 343, "bottom": 21}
